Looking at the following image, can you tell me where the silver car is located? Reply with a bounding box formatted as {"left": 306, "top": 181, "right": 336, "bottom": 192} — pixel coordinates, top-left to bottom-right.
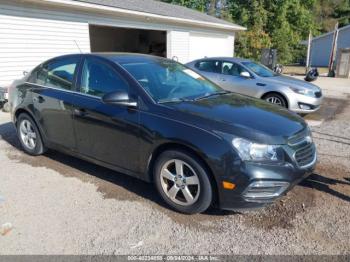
{"left": 186, "top": 57, "right": 323, "bottom": 114}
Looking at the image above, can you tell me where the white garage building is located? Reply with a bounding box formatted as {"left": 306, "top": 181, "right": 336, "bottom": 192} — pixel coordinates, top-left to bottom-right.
{"left": 0, "top": 0, "right": 245, "bottom": 87}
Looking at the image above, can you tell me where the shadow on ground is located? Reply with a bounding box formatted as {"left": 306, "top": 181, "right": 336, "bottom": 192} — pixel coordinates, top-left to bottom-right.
{"left": 1, "top": 120, "right": 349, "bottom": 230}
{"left": 301, "top": 173, "right": 350, "bottom": 202}
{"left": 0, "top": 121, "right": 233, "bottom": 228}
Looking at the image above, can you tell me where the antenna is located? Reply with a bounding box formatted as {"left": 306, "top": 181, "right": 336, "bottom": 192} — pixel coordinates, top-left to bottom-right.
{"left": 74, "top": 40, "right": 82, "bottom": 53}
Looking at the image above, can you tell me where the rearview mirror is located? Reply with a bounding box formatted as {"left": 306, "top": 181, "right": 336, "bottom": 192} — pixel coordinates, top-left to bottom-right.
{"left": 102, "top": 91, "right": 137, "bottom": 108}
{"left": 240, "top": 71, "right": 251, "bottom": 78}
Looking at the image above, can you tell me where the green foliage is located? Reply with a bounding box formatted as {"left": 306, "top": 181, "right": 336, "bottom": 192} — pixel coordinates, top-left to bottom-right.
{"left": 314, "top": 0, "right": 350, "bottom": 31}
{"left": 160, "top": 0, "right": 350, "bottom": 64}
{"left": 161, "top": 0, "right": 207, "bottom": 12}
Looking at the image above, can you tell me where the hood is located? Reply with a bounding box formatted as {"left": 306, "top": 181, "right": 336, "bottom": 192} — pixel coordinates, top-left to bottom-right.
{"left": 164, "top": 94, "right": 307, "bottom": 144}
{"left": 264, "top": 75, "right": 320, "bottom": 91}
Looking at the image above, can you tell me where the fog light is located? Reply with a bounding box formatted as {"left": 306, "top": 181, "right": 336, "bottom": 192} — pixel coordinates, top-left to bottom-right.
{"left": 298, "top": 103, "right": 312, "bottom": 110}
{"left": 243, "top": 181, "right": 289, "bottom": 200}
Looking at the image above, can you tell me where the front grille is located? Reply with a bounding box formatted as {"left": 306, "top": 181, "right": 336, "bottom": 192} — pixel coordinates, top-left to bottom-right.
{"left": 315, "top": 91, "right": 322, "bottom": 98}
{"left": 288, "top": 129, "right": 309, "bottom": 146}
{"left": 295, "top": 143, "right": 315, "bottom": 167}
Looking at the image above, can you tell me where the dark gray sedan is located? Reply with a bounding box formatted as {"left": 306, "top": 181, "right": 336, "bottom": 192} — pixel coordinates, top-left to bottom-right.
{"left": 186, "top": 57, "right": 323, "bottom": 114}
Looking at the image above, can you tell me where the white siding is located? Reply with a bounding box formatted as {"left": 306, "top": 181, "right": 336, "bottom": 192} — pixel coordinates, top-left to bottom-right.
{"left": 167, "top": 31, "right": 234, "bottom": 64}
{"left": 189, "top": 33, "right": 234, "bottom": 61}
{"left": 0, "top": 1, "right": 237, "bottom": 85}
{"left": 167, "top": 31, "right": 190, "bottom": 63}
{"left": 0, "top": 13, "right": 90, "bottom": 86}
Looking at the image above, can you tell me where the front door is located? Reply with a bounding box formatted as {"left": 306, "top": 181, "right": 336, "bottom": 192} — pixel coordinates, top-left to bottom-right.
{"left": 73, "top": 56, "right": 140, "bottom": 173}
{"left": 217, "top": 61, "right": 258, "bottom": 97}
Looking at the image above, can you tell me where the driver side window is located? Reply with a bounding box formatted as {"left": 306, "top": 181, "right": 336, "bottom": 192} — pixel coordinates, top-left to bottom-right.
{"left": 221, "top": 62, "right": 245, "bottom": 77}
{"left": 80, "top": 57, "right": 129, "bottom": 97}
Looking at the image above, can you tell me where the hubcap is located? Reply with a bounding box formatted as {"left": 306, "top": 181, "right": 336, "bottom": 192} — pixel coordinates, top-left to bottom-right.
{"left": 19, "top": 120, "right": 37, "bottom": 150}
{"left": 266, "top": 96, "right": 283, "bottom": 106}
{"left": 160, "top": 159, "right": 200, "bottom": 206}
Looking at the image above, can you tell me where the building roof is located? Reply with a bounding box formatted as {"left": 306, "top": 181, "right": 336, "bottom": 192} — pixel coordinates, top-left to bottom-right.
{"left": 73, "top": 0, "right": 245, "bottom": 30}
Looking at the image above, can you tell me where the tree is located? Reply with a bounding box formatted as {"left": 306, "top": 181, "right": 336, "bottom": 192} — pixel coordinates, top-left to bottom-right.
{"left": 161, "top": 0, "right": 207, "bottom": 12}
{"left": 160, "top": 0, "right": 350, "bottom": 64}
{"left": 314, "top": 0, "right": 350, "bottom": 31}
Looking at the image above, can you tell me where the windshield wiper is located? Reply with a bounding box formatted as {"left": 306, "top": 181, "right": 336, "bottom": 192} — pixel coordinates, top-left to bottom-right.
{"left": 194, "top": 91, "right": 230, "bottom": 101}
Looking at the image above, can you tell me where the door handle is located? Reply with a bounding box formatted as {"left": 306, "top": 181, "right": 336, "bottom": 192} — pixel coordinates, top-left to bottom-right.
{"left": 73, "top": 108, "right": 88, "bottom": 117}
{"left": 33, "top": 96, "right": 45, "bottom": 103}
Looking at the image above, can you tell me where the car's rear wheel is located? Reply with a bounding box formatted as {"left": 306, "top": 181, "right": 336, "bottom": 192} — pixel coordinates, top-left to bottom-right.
{"left": 154, "top": 150, "right": 213, "bottom": 214}
{"left": 17, "top": 113, "right": 46, "bottom": 156}
{"left": 263, "top": 93, "right": 287, "bottom": 108}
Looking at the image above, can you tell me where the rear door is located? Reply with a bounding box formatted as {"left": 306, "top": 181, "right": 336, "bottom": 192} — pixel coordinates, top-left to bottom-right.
{"left": 217, "top": 61, "right": 258, "bottom": 96}
{"left": 193, "top": 60, "right": 221, "bottom": 82}
{"left": 27, "top": 55, "right": 81, "bottom": 150}
{"left": 72, "top": 56, "right": 140, "bottom": 172}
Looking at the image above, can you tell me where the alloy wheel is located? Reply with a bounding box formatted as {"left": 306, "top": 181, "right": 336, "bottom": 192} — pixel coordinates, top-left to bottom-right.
{"left": 19, "top": 119, "right": 37, "bottom": 150}
{"left": 160, "top": 159, "right": 200, "bottom": 206}
{"left": 266, "top": 96, "right": 283, "bottom": 106}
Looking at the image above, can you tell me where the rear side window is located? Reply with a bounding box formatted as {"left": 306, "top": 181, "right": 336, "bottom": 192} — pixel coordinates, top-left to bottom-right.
{"left": 195, "top": 60, "right": 221, "bottom": 73}
{"left": 29, "top": 57, "right": 80, "bottom": 90}
{"left": 80, "top": 57, "right": 129, "bottom": 97}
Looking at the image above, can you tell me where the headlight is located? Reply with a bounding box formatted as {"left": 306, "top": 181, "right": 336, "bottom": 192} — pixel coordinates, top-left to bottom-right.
{"left": 289, "top": 86, "right": 315, "bottom": 97}
{"left": 232, "top": 138, "right": 283, "bottom": 162}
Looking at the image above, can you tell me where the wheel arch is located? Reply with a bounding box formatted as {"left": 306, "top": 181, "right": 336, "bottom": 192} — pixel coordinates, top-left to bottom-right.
{"left": 147, "top": 142, "right": 219, "bottom": 204}
{"left": 14, "top": 108, "right": 35, "bottom": 125}
{"left": 261, "top": 91, "right": 289, "bottom": 108}
{"left": 14, "top": 108, "right": 46, "bottom": 143}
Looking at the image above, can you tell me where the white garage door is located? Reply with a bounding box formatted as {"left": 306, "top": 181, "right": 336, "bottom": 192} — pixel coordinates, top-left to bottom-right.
{"left": 189, "top": 33, "right": 234, "bottom": 62}
{"left": 0, "top": 13, "right": 90, "bottom": 87}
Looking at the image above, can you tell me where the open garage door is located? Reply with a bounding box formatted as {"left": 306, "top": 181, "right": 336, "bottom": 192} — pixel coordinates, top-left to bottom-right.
{"left": 189, "top": 33, "right": 234, "bottom": 61}
{"left": 89, "top": 25, "right": 167, "bottom": 57}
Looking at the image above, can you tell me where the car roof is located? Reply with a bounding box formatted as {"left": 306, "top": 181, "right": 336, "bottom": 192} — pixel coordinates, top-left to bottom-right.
{"left": 46, "top": 53, "right": 167, "bottom": 62}
{"left": 95, "top": 52, "right": 168, "bottom": 64}
{"left": 190, "top": 57, "right": 252, "bottom": 63}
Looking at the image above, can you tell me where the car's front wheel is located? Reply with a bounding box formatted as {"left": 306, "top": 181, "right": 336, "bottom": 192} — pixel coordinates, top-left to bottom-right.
{"left": 17, "top": 113, "right": 46, "bottom": 156}
{"left": 154, "top": 150, "right": 213, "bottom": 214}
{"left": 263, "top": 93, "right": 288, "bottom": 108}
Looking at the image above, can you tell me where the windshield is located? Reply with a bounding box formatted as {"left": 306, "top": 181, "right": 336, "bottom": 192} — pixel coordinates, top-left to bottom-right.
{"left": 119, "top": 59, "right": 222, "bottom": 103}
{"left": 242, "top": 61, "right": 277, "bottom": 77}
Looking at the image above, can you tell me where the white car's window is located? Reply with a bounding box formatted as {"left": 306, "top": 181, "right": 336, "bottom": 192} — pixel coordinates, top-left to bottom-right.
{"left": 242, "top": 61, "right": 277, "bottom": 77}
{"left": 195, "top": 60, "right": 221, "bottom": 73}
{"left": 221, "top": 62, "right": 245, "bottom": 76}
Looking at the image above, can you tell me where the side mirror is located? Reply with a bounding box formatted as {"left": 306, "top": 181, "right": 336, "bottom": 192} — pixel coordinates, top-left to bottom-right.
{"left": 23, "top": 71, "right": 28, "bottom": 76}
{"left": 102, "top": 91, "right": 137, "bottom": 108}
{"left": 240, "top": 71, "right": 251, "bottom": 78}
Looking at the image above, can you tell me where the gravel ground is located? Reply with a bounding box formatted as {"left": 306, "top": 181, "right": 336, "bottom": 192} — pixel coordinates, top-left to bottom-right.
{"left": 0, "top": 87, "right": 350, "bottom": 254}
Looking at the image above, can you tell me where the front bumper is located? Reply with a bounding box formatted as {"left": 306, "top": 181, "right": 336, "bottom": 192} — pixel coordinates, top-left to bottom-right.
{"left": 217, "top": 160, "right": 316, "bottom": 210}
{"left": 288, "top": 92, "right": 323, "bottom": 114}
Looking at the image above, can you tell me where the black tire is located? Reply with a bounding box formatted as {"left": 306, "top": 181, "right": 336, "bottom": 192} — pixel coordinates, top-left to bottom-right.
{"left": 2, "top": 102, "right": 10, "bottom": 112}
{"left": 16, "top": 113, "right": 46, "bottom": 156}
{"left": 263, "top": 93, "right": 288, "bottom": 108}
{"left": 154, "top": 150, "right": 213, "bottom": 214}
